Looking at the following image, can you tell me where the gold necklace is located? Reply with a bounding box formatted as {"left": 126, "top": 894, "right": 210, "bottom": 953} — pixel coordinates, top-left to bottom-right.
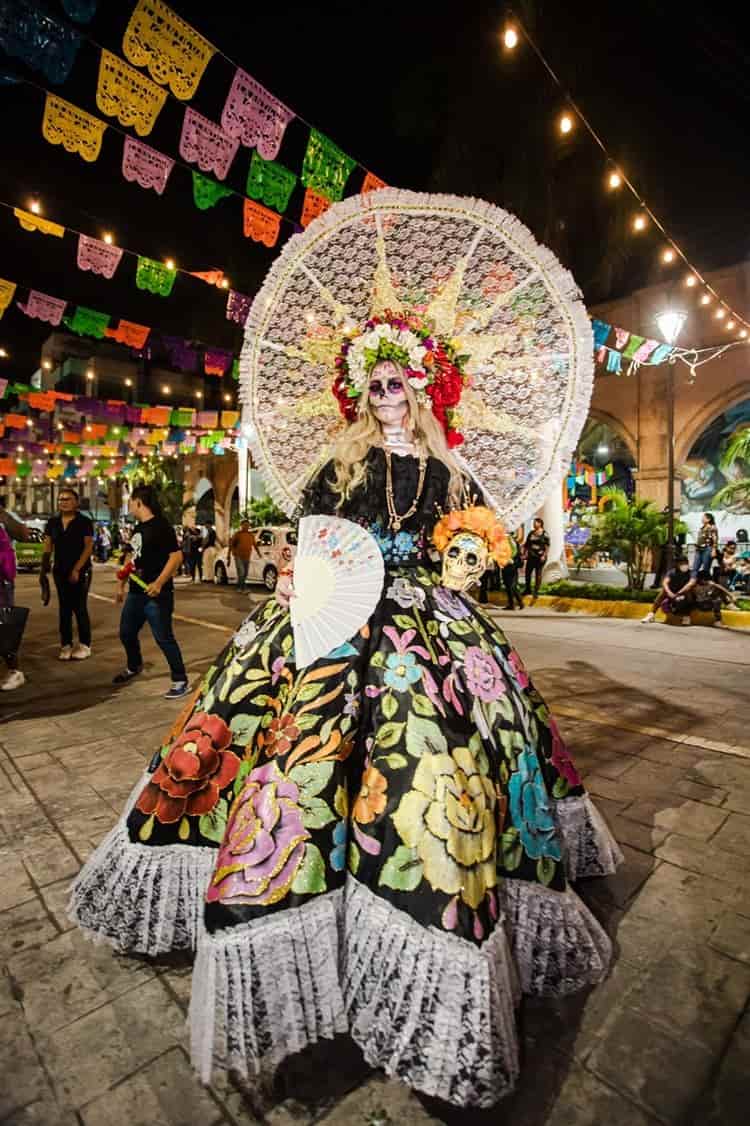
{"left": 385, "top": 449, "right": 427, "bottom": 532}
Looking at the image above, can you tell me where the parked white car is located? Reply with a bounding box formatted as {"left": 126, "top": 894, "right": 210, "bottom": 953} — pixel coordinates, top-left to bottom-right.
{"left": 211, "top": 525, "right": 297, "bottom": 591}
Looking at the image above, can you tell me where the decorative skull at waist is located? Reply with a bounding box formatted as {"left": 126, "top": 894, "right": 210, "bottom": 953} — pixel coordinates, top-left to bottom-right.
{"left": 440, "top": 532, "right": 488, "bottom": 592}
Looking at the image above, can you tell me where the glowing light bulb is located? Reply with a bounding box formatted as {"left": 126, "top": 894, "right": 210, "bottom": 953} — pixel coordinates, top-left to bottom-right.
{"left": 0, "top": 348, "right": 7, "bottom": 358}
{"left": 86, "top": 425, "right": 92, "bottom": 433}
{"left": 195, "top": 390, "right": 203, "bottom": 399}
{"left": 112, "top": 427, "right": 119, "bottom": 435}
{"left": 685, "top": 275, "right": 697, "bottom": 287}
{"left": 633, "top": 214, "right": 647, "bottom": 232}
{"left": 57, "top": 422, "right": 63, "bottom": 430}
{"left": 42, "top": 359, "right": 52, "bottom": 370}
{"left": 726, "top": 320, "right": 736, "bottom": 330}
{"left": 503, "top": 25, "right": 518, "bottom": 49}
{"left": 220, "top": 278, "right": 229, "bottom": 289}
{"left": 124, "top": 378, "right": 132, "bottom": 387}
{"left": 29, "top": 198, "right": 41, "bottom": 215}
{"left": 662, "top": 249, "right": 675, "bottom": 264}
{"left": 165, "top": 258, "right": 175, "bottom": 270}
{"left": 85, "top": 369, "right": 94, "bottom": 380}
{"left": 700, "top": 294, "right": 712, "bottom": 306}
{"left": 716, "top": 309, "right": 726, "bottom": 320}
{"left": 26, "top": 419, "right": 33, "bottom": 428}
{"left": 559, "top": 113, "right": 573, "bottom": 135}
{"left": 103, "top": 232, "right": 114, "bottom": 245}
{"left": 223, "top": 393, "right": 231, "bottom": 403}
{"left": 740, "top": 329, "right": 748, "bottom": 339}
{"left": 162, "top": 384, "right": 171, "bottom": 394}
{"left": 608, "top": 172, "right": 622, "bottom": 189}
{"left": 17, "top": 445, "right": 23, "bottom": 452}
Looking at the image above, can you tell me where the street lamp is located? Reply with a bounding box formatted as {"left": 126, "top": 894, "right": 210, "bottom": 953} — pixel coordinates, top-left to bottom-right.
{"left": 655, "top": 308, "right": 687, "bottom": 572}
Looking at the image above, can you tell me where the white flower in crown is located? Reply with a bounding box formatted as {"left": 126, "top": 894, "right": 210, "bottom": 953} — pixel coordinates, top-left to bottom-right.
{"left": 346, "top": 324, "right": 428, "bottom": 394}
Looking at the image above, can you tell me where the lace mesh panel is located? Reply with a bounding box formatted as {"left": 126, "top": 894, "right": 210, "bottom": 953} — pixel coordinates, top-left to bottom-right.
{"left": 556, "top": 794, "right": 625, "bottom": 881}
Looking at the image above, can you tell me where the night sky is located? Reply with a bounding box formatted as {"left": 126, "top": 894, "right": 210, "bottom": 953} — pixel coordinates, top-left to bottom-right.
{"left": 0, "top": 0, "right": 748, "bottom": 380}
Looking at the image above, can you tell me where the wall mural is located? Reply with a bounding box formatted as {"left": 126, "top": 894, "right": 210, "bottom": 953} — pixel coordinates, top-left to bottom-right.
{"left": 680, "top": 399, "right": 750, "bottom": 542}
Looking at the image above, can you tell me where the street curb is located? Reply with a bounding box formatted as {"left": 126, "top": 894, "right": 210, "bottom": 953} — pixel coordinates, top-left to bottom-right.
{"left": 489, "top": 592, "right": 750, "bottom": 630}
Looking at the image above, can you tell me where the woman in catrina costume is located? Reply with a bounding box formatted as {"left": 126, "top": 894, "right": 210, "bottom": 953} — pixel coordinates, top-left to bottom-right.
{"left": 71, "top": 190, "right": 622, "bottom": 1107}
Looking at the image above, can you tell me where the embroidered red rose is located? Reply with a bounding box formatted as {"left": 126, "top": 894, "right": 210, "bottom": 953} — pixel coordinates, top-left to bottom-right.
{"left": 136, "top": 711, "right": 240, "bottom": 824}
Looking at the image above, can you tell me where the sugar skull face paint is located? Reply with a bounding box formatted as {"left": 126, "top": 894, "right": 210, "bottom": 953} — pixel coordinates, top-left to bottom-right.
{"left": 368, "top": 361, "right": 408, "bottom": 427}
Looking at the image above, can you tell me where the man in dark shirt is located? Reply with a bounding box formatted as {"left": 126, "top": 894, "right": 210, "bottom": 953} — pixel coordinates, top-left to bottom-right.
{"left": 42, "top": 487, "right": 94, "bottom": 660}
{"left": 642, "top": 555, "right": 695, "bottom": 624}
{"left": 114, "top": 483, "right": 188, "bottom": 698}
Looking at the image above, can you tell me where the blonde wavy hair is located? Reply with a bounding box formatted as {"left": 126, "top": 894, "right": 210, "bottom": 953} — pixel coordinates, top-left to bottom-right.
{"left": 328, "top": 361, "right": 467, "bottom": 508}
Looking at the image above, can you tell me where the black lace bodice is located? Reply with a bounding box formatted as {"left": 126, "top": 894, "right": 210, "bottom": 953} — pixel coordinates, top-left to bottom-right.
{"left": 300, "top": 448, "right": 452, "bottom": 568}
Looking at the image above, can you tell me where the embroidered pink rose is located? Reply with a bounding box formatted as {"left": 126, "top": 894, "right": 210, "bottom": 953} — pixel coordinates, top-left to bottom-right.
{"left": 206, "top": 761, "right": 309, "bottom": 907}
{"left": 548, "top": 718, "right": 581, "bottom": 788}
{"left": 463, "top": 646, "right": 506, "bottom": 703}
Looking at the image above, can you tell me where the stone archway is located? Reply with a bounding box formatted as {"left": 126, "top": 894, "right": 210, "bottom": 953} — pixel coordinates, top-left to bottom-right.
{"left": 676, "top": 381, "right": 750, "bottom": 466}
{"left": 582, "top": 408, "right": 638, "bottom": 465}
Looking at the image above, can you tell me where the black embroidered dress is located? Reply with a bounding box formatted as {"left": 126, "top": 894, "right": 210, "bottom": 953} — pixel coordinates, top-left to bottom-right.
{"left": 71, "top": 449, "right": 622, "bottom": 1107}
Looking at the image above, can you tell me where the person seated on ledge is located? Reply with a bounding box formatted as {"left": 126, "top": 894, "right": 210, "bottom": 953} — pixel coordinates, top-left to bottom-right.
{"left": 691, "top": 568, "right": 738, "bottom": 628}
{"left": 641, "top": 555, "right": 695, "bottom": 625}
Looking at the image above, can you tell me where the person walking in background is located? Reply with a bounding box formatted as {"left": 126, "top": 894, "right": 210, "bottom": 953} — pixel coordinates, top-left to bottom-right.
{"left": 523, "top": 517, "right": 550, "bottom": 598}
{"left": 0, "top": 497, "right": 31, "bottom": 690}
{"left": 693, "top": 512, "right": 718, "bottom": 577}
{"left": 186, "top": 525, "right": 203, "bottom": 583}
{"left": 642, "top": 555, "right": 695, "bottom": 625}
{"left": 229, "top": 519, "right": 260, "bottom": 591}
{"left": 42, "top": 487, "right": 94, "bottom": 661}
{"left": 113, "top": 484, "right": 189, "bottom": 699}
{"left": 502, "top": 527, "right": 525, "bottom": 610}
{"left": 692, "top": 568, "right": 738, "bottom": 628}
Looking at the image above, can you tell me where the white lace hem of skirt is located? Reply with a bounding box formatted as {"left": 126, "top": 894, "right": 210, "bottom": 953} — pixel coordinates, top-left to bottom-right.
{"left": 556, "top": 793, "right": 625, "bottom": 881}
{"left": 189, "top": 873, "right": 612, "bottom": 1107}
{"left": 68, "top": 809, "right": 216, "bottom": 955}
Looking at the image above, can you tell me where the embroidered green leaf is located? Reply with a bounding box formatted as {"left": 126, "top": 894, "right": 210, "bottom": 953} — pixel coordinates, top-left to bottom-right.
{"left": 426, "top": 619, "right": 439, "bottom": 636}
{"left": 334, "top": 783, "right": 349, "bottom": 819}
{"left": 178, "top": 816, "right": 190, "bottom": 841}
{"left": 393, "top": 614, "right": 417, "bottom": 630}
{"left": 201, "top": 688, "right": 215, "bottom": 712}
{"left": 369, "top": 651, "right": 386, "bottom": 668}
{"left": 381, "top": 691, "right": 398, "bottom": 721}
{"left": 381, "top": 752, "right": 407, "bottom": 770}
{"left": 537, "top": 856, "right": 557, "bottom": 886}
{"left": 449, "top": 619, "right": 473, "bottom": 636}
{"left": 297, "top": 681, "right": 322, "bottom": 703}
{"left": 379, "top": 845, "right": 423, "bottom": 891}
{"left": 552, "top": 776, "right": 570, "bottom": 799}
{"left": 199, "top": 798, "right": 228, "bottom": 844}
{"left": 489, "top": 694, "right": 514, "bottom": 724}
{"left": 501, "top": 827, "right": 522, "bottom": 870}
{"left": 376, "top": 721, "right": 405, "bottom": 749}
{"left": 499, "top": 760, "right": 509, "bottom": 784}
{"left": 348, "top": 840, "right": 361, "bottom": 875}
{"left": 228, "top": 682, "right": 264, "bottom": 705}
{"left": 300, "top": 796, "right": 336, "bottom": 830}
{"left": 229, "top": 713, "right": 262, "bottom": 747}
{"left": 295, "top": 712, "right": 319, "bottom": 732}
{"left": 281, "top": 632, "right": 293, "bottom": 655}
{"left": 406, "top": 712, "right": 447, "bottom": 757}
{"left": 289, "top": 760, "right": 334, "bottom": 799}
{"left": 447, "top": 640, "right": 467, "bottom": 660}
{"left": 292, "top": 843, "right": 326, "bottom": 895}
{"left": 411, "top": 693, "right": 436, "bottom": 717}
{"left": 233, "top": 759, "right": 252, "bottom": 795}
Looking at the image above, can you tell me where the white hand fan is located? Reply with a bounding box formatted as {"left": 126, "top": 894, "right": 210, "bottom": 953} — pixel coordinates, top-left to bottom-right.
{"left": 291, "top": 516, "right": 384, "bottom": 669}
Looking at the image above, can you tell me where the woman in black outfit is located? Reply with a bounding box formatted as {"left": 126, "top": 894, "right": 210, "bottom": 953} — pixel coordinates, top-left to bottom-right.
{"left": 524, "top": 517, "right": 550, "bottom": 597}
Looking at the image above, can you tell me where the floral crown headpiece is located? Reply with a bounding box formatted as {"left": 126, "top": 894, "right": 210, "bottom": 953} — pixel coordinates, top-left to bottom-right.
{"left": 331, "top": 309, "right": 470, "bottom": 448}
{"left": 432, "top": 505, "right": 512, "bottom": 568}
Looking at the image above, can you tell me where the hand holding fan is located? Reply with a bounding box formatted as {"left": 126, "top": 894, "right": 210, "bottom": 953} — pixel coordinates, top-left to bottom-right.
{"left": 291, "top": 516, "right": 384, "bottom": 669}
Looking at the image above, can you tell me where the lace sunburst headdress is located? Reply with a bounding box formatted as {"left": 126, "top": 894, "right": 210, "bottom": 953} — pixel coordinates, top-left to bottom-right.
{"left": 240, "top": 188, "right": 593, "bottom": 528}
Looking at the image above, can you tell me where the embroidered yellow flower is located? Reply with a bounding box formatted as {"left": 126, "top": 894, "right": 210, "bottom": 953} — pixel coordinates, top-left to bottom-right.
{"left": 392, "top": 746, "right": 497, "bottom": 909}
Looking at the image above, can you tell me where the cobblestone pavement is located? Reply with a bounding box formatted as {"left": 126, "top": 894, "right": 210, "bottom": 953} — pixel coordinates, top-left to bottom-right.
{"left": 1, "top": 570, "right": 748, "bottom": 1126}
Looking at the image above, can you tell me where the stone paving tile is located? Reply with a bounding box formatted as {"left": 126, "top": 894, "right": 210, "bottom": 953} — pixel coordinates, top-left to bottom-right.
{"left": 685, "top": 1009, "right": 750, "bottom": 1126}
{"left": 581, "top": 844, "right": 657, "bottom": 912}
{"left": 0, "top": 966, "right": 21, "bottom": 1018}
{"left": 709, "top": 912, "right": 750, "bottom": 964}
{"left": 710, "top": 811, "right": 750, "bottom": 856}
{"left": 626, "top": 942, "right": 750, "bottom": 1054}
{"left": 14, "top": 827, "right": 81, "bottom": 886}
{"left": 315, "top": 1075, "right": 442, "bottom": 1125}
{"left": 586, "top": 1007, "right": 716, "bottom": 1123}
{"left": 0, "top": 1009, "right": 56, "bottom": 1119}
{"left": 0, "top": 1098, "right": 79, "bottom": 1125}
{"left": 7, "top": 928, "right": 155, "bottom": 1035}
{"left": 0, "top": 896, "right": 59, "bottom": 962}
{"left": 626, "top": 861, "right": 737, "bottom": 929}
{"left": 40, "top": 977, "right": 186, "bottom": 1111}
{"left": 544, "top": 1062, "right": 661, "bottom": 1126}
{"left": 608, "top": 816, "right": 668, "bottom": 855}
{"left": 0, "top": 847, "right": 36, "bottom": 912}
{"left": 621, "top": 798, "right": 728, "bottom": 841}
{"left": 654, "top": 833, "right": 750, "bottom": 892}
{"left": 79, "top": 1046, "right": 227, "bottom": 1126}
{"left": 39, "top": 877, "right": 75, "bottom": 932}
{"left": 673, "top": 778, "right": 728, "bottom": 806}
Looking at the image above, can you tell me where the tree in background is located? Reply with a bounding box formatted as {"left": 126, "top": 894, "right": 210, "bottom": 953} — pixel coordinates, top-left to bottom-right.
{"left": 574, "top": 488, "right": 686, "bottom": 590}
{"left": 128, "top": 457, "right": 185, "bottom": 525}
{"left": 232, "top": 495, "right": 289, "bottom": 528}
